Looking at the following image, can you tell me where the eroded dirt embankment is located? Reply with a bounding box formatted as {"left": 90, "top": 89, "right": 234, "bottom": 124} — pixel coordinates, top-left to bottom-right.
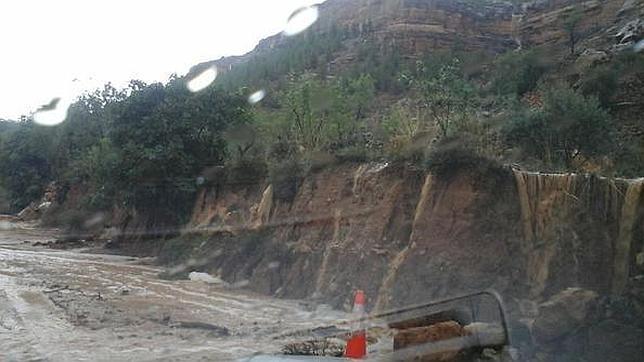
{"left": 169, "top": 164, "right": 641, "bottom": 308}
{"left": 140, "top": 162, "right": 644, "bottom": 360}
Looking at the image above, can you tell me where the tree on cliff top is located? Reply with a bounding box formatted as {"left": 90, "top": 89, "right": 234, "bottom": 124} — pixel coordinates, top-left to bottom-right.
{"left": 401, "top": 58, "right": 475, "bottom": 140}
{"left": 103, "top": 78, "right": 252, "bottom": 223}
{"left": 504, "top": 86, "right": 614, "bottom": 169}
{"left": 0, "top": 118, "right": 54, "bottom": 211}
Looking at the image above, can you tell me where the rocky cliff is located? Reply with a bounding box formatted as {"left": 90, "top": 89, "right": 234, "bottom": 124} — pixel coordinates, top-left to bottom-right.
{"left": 191, "top": 0, "right": 643, "bottom": 76}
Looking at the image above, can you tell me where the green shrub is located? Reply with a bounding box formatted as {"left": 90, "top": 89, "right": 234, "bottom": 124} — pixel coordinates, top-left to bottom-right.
{"left": 579, "top": 64, "right": 619, "bottom": 108}
{"left": 490, "top": 50, "right": 548, "bottom": 97}
{"left": 503, "top": 86, "right": 614, "bottom": 169}
{"left": 426, "top": 136, "right": 502, "bottom": 180}
{"left": 226, "top": 156, "right": 268, "bottom": 187}
{"left": 334, "top": 145, "right": 370, "bottom": 163}
{"left": 613, "top": 140, "right": 644, "bottom": 178}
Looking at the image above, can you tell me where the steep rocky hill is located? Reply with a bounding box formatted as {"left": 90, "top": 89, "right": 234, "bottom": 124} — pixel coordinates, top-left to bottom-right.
{"left": 191, "top": 0, "right": 642, "bottom": 77}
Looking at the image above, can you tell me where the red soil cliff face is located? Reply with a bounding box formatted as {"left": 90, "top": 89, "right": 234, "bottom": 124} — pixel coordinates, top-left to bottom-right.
{"left": 184, "top": 163, "right": 643, "bottom": 312}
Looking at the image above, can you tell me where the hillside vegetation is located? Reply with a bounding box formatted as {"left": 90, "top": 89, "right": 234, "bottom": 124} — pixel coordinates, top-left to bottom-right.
{"left": 0, "top": 0, "right": 642, "bottom": 225}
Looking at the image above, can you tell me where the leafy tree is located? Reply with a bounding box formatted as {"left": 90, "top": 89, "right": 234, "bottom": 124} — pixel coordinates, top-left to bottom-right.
{"left": 410, "top": 59, "right": 475, "bottom": 139}
{"left": 579, "top": 64, "right": 620, "bottom": 108}
{"left": 352, "top": 41, "right": 403, "bottom": 93}
{"left": 338, "top": 74, "right": 375, "bottom": 122}
{"left": 564, "top": 8, "right": 582, "bottom": 55}
{"left": 504, "top": 86, "right": 614, "bottom": 168}
{"left": 490, "top": 50, "right": 548, "bottom": 97}
{"left": 0, "top": 118, "right": 54, "bottom": 210}
{"left": 381, "top": 101, "right": 433, "bottom": 161}
{"left": 382, "top": 102, "right": 425, "bottom": 142}
{"left": 102, "top": 78, "right": 252, "bottom": 223}
{"left": 282, "top": 76, "right": 332, "bottom": 151}
{"left": 275, "top": 75, "right": 370, "bottom": 154}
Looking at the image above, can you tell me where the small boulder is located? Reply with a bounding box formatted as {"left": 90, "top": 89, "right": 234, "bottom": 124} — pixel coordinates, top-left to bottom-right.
{"left": 576, "top": 49, "right": 609, "bottom": 69}
{"left": 188, "top": 271, "right": 225, "bottom": 285}
{"left": 533, "top": 288, "right": 598, "bottom": 344}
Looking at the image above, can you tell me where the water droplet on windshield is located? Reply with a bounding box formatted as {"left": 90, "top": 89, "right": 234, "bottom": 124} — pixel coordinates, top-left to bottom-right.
{"left": 283, "top": 6, "right": 319, "bottom": 36}
{"left": 248, "top": 89, "right": 266, "bottom": 104}
{"left": 634, "top": 40, "right": 644, "bottom": 53}
{"left": 186, "top": 66, "right": 218, "bottom": 93}
{"left": 33, "top": 97, "right": 70, "bottom": 126}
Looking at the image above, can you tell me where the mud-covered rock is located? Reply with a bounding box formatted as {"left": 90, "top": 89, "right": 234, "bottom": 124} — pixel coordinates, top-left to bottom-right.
{"left": 533, "top": 288, "right": 598, "bottom": 343}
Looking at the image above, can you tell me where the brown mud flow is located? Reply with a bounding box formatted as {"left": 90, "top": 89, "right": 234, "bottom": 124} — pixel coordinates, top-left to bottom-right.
{"left": 0, "top": 223, "right": 350, "bottom": 361}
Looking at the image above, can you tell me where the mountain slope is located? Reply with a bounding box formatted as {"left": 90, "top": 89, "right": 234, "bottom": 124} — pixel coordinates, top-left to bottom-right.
{"left": 190, "top": 0, "right": 642, "bottom": 83}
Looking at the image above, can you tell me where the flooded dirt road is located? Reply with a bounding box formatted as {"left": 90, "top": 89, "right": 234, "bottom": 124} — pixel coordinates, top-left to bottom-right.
{"left": 0, "top": 222, "right": 348, "bottom": 361}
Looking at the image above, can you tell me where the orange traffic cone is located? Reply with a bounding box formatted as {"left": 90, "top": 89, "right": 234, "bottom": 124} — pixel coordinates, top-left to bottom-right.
{"left": 344, "top": 290, "right": 367, "bottom": 358}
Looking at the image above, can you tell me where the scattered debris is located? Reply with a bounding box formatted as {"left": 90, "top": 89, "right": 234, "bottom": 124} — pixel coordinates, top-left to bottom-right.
{"left": 282, "top": 338, "right": 346, "bottom": 357}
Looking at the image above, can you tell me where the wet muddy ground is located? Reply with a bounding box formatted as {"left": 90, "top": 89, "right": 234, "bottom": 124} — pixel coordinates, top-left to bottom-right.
{"left": 0, "top": 222, "right": 348, "bottom": 361}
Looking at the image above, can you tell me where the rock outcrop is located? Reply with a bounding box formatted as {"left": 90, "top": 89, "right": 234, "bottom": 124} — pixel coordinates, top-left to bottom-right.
{"left": 532, "top": 288, "right": 599, "bottom": 343}
{"left": 16, "top": 182, "right": 60, "bottom": 221}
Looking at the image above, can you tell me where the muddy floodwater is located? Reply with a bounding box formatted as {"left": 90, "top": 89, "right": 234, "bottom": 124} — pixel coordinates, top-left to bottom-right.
{"left": 0, "top": 222, "right": 348, "bottom": 361}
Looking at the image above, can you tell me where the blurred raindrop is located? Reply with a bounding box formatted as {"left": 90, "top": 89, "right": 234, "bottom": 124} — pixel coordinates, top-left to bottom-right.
{"left": 634, "top": 40, "right": 644, "bottom": 53}
{"left": 33, "top": 97, "right": 70, "bottom": 126}
{"left": 186, "top": 66, "right": 218, "bottom": 93}
{"left": 283, "top": 6, "right": 319, "bottom": 36}
{"left": 248, "top": 89, "right": 266, "bottom": 104}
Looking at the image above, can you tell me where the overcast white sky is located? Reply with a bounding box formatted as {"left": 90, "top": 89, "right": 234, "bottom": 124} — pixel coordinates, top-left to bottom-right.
{"left": 0, "top": 0, "right": 319, "bottom": 119}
